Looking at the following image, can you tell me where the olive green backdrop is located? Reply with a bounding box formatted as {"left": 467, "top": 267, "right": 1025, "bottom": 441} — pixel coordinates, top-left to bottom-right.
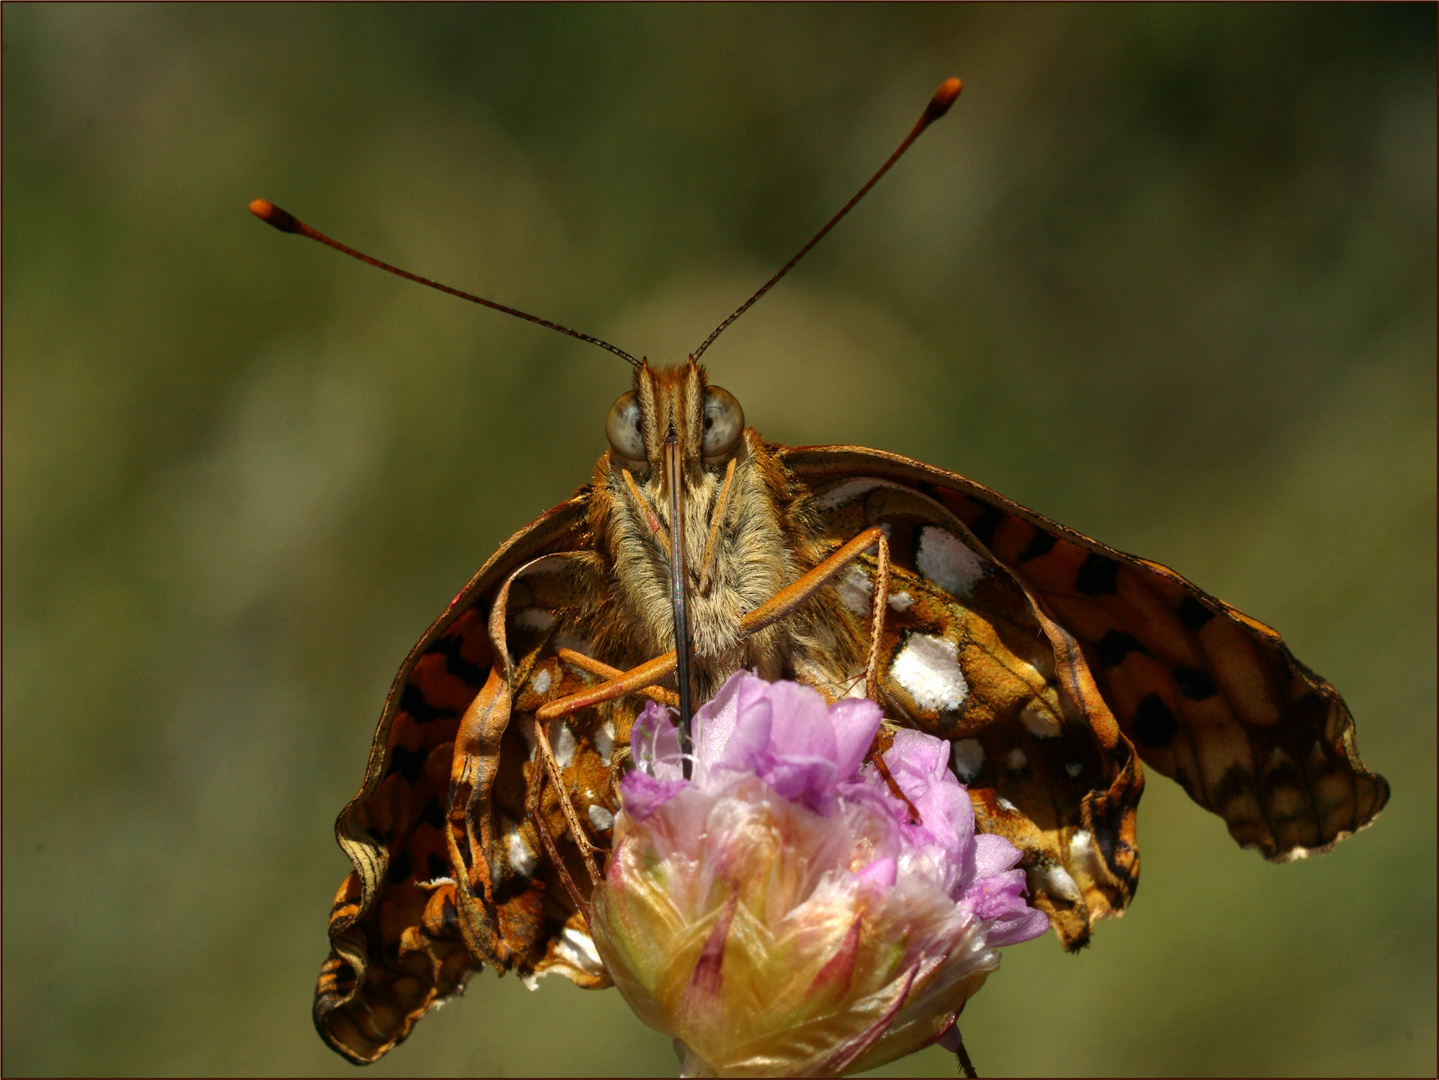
{"left": 4, "top": 5, "right": 1435, "bottom": 1077}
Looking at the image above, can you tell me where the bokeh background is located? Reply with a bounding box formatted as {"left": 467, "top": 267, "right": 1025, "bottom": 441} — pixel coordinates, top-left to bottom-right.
{"left": 4, "top": 5, "right": 1435, "bottom": 1076}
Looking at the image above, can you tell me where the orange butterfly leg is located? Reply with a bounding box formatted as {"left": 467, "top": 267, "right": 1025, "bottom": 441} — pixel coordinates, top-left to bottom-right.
{"left": 556, "top": 648, "right": 679, "bottom": 707}
{"left": 525, "top": 749, "right": 594, "bottom": 925}
{"left": 531, "top": 716, "right": 603, "bottom": 884}
{"left": 697, "top": 456, "right": 738, "bottom": 593}
{"left": 840, "top": 529, "right": 921, "bottom": 820}
{"left": 538, "top": 527, "right": 892, "bottom": 723}
{"left": 738, "top": 526, "right": 889, "bottom": 635}
{"left": 863, "top": 528, "right": 891, "bottom": 702}
{"left": 536, "top": 651, "right": 679, "bottom": 721}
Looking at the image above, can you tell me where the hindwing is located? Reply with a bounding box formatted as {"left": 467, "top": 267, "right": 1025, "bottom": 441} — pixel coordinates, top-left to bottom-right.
{"left": 785, "top": 446, "right": 1389, "bottom": 877}
{"left": 798, "top": 467, "right": 1140, "bottom": 949}
{"left": 315, "top": 494, "right": 604, "bottom": 1063}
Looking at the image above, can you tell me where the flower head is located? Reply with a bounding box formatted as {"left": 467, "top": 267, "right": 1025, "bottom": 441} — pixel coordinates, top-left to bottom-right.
{"left": 592, "top": 672, "right": 1048, "bottom": 1077}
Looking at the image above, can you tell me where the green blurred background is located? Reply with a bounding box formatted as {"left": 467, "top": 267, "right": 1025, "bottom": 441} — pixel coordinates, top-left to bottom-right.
{"left": 4, "top": 5, "right": 1435, "bottom": 1076}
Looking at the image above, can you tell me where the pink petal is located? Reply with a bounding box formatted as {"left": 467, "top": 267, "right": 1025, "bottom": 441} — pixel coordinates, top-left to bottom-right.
{"left": 856, "top": 855, "right": 898, "bottom": 892}
{"left": 618, "top": 771, "right": 689, "bottom": 821}
{"left": 827, "top": 698, "right": 884, "bottom": 778}
{"left": 631, "top": 701, "right": 684, "bottom": 780}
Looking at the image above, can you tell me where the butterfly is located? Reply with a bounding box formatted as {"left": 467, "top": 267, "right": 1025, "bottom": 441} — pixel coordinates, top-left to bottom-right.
{"left": 252, "top": 78, "right": 1388, "bottom": 1065}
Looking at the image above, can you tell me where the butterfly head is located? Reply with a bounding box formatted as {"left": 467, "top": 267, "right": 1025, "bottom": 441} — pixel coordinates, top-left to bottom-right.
{"left": 594, "top": 359, "right": 794, "bottom": 695}
{"left": 603, "top": 358, "right": 745, "bottom": 478}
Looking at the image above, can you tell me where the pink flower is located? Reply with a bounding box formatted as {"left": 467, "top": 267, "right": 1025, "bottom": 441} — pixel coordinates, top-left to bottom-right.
{"left": 592, "top": 672, "right": 1048, "bottom": 1077}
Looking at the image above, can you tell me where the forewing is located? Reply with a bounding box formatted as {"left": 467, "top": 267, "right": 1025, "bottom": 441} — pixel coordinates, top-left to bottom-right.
{"left": 786, "top": 446, "right": 1389, "bottom": 866}
{"left": 314, "top": 494, "right": 594, "bottom": 1064}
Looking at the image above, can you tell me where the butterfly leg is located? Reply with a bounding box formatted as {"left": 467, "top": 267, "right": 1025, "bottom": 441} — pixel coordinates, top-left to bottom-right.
{"left": 531, "top": 716, "right": 603, "bottom": 885}
{"left": 740, "top": 526, "right": 921, "bottom": 821}
{"left": 846, "top": 533, "right": 924, "bottom": 822}
{"left": 557, "top": 648, "right": 679, "bottom": 708}
{"left": 537, "top": 651, "right": 679, "bottom": 721}
{"left": 737, "top": 526, "right": 889, "bottom": 636}
{"left": 524, "top": 744, "right": 593, "bottom": 924}
{"left": 863, "top": 527, "right": 891, "bottom": 702}
{"left": 738, "top": 525, "right": 920, "bottom": 814}
{"left": 538, "top": 527, "right": 894, "bottom": 722}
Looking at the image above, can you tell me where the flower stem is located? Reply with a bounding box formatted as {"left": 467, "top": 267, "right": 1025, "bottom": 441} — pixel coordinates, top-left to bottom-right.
{"left": 954, "top": 1027, "right": 978, "bottom": 1079}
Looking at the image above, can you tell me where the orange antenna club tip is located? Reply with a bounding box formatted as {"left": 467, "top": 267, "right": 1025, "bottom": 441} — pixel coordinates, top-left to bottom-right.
{"left": 926, "top": 77, "right": 964, "bottom": 122}
{"left": 249, "top": 198, "right": 300, "bottom": 233}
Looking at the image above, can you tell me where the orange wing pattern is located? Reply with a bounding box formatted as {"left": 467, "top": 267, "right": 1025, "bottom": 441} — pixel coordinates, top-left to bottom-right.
{"left": 440, "top": 548, "right": 637, "bottom": 991}
{"left": 314, "top": 495, "right": 595, "bottom": 1063}
{"left": 785, "top": 446, "right": 1389, "bottom": 866}
{"left": 804, "top": 473, "right": 1141, "bottom": 948}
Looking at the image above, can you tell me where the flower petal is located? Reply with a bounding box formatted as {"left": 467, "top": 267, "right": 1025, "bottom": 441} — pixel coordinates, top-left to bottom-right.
{"left": 632, "top": 700, "right": 685, "bottom": 780}
{"left": 714, "top": 674, "right": 775, "bottom": 780}
{"left": 825, "top": 698, "right": 884, "bottom": 780}
{"left": 619, "top": 771, "right": 690, "bottom": 822}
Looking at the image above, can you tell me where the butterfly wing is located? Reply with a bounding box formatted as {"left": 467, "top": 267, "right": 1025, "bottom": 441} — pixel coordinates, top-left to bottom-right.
{"left": 786, "top": 446, "right": 1388, "bottom": 871}
{"left": 439, "top": 545, "right": 642, "bottom": 994}
{"left": 789, "top": 463, "right": 1142, "bottom": 948}
{"left": 314, "top": 493, "right": 597, "bottom": 1063}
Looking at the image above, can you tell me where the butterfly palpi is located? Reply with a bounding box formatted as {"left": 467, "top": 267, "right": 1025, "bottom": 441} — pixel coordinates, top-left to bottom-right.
{"left": 251, "top": 78, "right": 1388, "bottom": 1065}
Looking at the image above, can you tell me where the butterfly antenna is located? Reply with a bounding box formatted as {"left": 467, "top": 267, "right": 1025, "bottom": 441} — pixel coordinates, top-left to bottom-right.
{"left": 691, "top": 77, "right": 962, "bottom": 362}
{"left": 248, "top": 199, "right": 643, "bottom": 369}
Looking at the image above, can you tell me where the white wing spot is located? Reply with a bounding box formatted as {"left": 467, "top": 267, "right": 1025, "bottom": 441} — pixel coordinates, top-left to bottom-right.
{"left": 997, "top": 796, "right": 1019, "bottom": 813}
{"left": 952, "top": 738, "right": 985, "bottom": 781}
{"left": 892, "top": 633, "right": 968, "bottom": 713}
{"left": 1004, "top": 748, "right": 1028, "bottom": 772}
{"left": 837, "top": 565, "right": 873, "bottom": 615}
{"left": 587, "top": 805, "right": 615, "bottom": 832}
{"left": 1035, "top": 863, "right": 1083, "bottom": 904}
{"left": 595, "top": 719, "right": 615, "bottom": 764}
{"left": 1064, "top": 761, "right": 1084, "bottom": 778}
{"left": 1020, "top": 703, "right": 1062, "bottom": 739}
{"left": 1068, "top": 829, "right": 1103, "bottom": 881}
{"left": 888, "top": 591, "right": 913, "bottom": 612}
{"left": 531, "top": 667, "right": 552, "bottom": 695}
{"left": 555, "top": 926, "right": 606, "bottom": 977}
{"left": 916, "top": 527, "right": 987, "bottom": 597}
{"left": 550, "top": 719, "right": 577, "bottom": 769}
{"left": 506, "top": 828, "right": 537, "bottom": 878}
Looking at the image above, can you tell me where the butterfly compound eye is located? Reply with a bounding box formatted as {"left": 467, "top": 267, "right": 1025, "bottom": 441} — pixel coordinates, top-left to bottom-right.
{"left": 702, "top": 386, "right": 745, "bottom": 460}
{"left": 605, "top": 391, "right": 647, "bottom": 462}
